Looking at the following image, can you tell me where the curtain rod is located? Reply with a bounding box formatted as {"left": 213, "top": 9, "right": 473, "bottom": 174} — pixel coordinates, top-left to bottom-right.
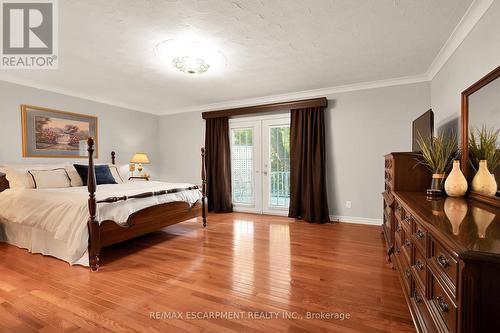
{"left": 201, "top": 97, "right": 328, "bottom": 119}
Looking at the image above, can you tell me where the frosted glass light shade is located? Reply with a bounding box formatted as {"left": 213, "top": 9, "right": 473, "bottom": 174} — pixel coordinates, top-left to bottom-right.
{"left": 130, "top": 153, "right": 150, "bottom": 164}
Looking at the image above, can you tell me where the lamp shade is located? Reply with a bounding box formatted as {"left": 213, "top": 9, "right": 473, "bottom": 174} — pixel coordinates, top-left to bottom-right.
{"left": 130, "top": 153, "right": 150, "bottom": 164}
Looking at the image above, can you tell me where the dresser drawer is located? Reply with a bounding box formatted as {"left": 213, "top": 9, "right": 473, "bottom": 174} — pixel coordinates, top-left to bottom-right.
{"left": 412, "top": 219, "right": 427, "bottom": 253}
{"left": 401, "top": 259, "right": 412, "bottom": 296}
{"left": 395, "top": 232, "right": 411, "bottom": 296}
{"left": 430, "top": 237, "right": 458, "bottom": 296}
{"left": 395, "top": 228, "right": 402, "bottom": 256}
{"left": 412, "top": 244, "right": 426, "bottom": 291}
{"left": 399, "top": 208, "right": 412, "bottom": 232}
{"left": 430, "top": 270, "right": 458, "bottom": 333}
{"left": 401, "top": 228, "right": 411, "bottom": 265}
{"left": 411, "top": 285, "right": 438, "bottom": 333}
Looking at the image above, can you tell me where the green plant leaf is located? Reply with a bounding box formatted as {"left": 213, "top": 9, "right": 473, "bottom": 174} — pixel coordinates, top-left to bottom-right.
{"left": 416, "top": 131, "right": 458, "bottom": 174}
{"left": 468, "top": 126, "right": 500, "bottom": 173}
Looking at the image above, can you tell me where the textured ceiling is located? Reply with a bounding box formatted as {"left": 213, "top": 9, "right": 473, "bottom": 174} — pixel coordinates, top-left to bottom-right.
{"left": 0, "top": 0, "right": 473, "bottom": 114}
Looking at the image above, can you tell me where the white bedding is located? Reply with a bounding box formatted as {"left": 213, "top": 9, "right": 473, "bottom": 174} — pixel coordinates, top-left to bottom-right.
{"left": 0, "top": 181, "right": 202, "bottom": 266}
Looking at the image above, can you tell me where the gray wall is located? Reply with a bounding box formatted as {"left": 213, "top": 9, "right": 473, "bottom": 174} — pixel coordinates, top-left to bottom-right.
{"left": 0, "top": 80, "right": 160, "bottom": 176}
{"left": 431, "top": 0, "right": 500, "bottom": 134}
{"left": 327, "top": 82, "right": 430, "bottom": 220}
{"left": 159, "top": 110, "right": 205, "bottom": 184}
{"left": 159, "top": 82, "right": 431, "bottom": 221}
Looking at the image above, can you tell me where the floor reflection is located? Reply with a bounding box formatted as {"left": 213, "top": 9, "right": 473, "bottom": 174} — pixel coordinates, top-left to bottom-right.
{"left": 232, "top": 219, "right": 255, "bottom": 295}
{"left": 269, "top": 223, "right": 291, "bottom": 301}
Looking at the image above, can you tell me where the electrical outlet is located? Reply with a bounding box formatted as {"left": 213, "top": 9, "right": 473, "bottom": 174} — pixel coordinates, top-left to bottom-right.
{"left": 346, "top": 201, "right": 352, "bottom": 209}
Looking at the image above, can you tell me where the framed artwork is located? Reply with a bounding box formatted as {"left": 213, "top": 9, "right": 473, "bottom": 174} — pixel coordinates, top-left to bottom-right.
{"left": 21, "top": 105, "right": 98, "bottom": 158}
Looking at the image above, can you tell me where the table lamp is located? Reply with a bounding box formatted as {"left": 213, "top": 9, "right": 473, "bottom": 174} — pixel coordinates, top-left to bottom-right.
{"left": 130, "top": 153, "right": 150, "bottom": 175}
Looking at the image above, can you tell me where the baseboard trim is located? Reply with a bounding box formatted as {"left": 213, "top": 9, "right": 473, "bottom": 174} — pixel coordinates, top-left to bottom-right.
{"left": 330, "top": 215, "right": 382, "bottom": 226}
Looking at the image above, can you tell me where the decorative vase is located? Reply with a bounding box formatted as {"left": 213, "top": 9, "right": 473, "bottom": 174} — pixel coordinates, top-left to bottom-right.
{"left": 427, "top": 174, "right": 446, "bottom": 198}
{"left": 444, "top": 161, "right": 468, "bottom": 197}
{"left": 444, "top": 198, "right": 467, "bottom": 235}
{"left": 471, "top": 160, "right": 497, "bottom": 196}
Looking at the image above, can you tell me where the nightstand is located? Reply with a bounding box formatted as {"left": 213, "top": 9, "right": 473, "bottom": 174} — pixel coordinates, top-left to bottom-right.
{"left": 129, "top": 176, "right": 150, "bottom": 181}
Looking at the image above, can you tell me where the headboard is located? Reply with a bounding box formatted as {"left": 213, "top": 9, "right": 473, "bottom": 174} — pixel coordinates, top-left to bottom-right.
{"left": 0, "top": 173, "right": 9, "bottom": 192}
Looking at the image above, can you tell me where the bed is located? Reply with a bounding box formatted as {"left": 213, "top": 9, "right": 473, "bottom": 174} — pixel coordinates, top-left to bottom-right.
{"left": 0, "top": 138, "right": 207, "bottom": 271}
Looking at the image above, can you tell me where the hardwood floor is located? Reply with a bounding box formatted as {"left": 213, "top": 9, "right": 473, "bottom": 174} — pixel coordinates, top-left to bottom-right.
{"left": 0, "top": 213, "right": 415, "bottom": 333}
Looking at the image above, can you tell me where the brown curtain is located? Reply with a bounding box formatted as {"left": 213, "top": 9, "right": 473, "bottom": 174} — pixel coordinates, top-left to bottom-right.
{"left": 205, "top": 117, "right": 233, "bottom": 213}
{"left": 288, "top": 106, "right": 330, "bottom": 223}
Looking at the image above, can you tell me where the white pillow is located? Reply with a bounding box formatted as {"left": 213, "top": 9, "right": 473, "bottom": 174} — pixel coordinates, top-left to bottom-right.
{"left": 28, "top": 168, "right": 71, "bottom": 189}
{"left": 4, "top": 164, "right": 69, "bottom": 188}
{"left": 5, "top": 167, "right": 31, "bottom": 188}
{"left": 108, "top": 164, "right": 125, "bottom": 184}
{"left": 64, "top": 165, "right": 83, "bottom": 187}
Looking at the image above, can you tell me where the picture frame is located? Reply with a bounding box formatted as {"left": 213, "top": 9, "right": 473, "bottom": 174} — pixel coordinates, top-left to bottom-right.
{"left": 21, "top": 104, "right": 98, "bottom": 158}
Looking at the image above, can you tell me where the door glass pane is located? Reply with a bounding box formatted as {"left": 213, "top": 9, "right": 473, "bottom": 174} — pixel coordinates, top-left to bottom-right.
{"left": 231, "top": 128, "right": 254, "bottom": 205}
{"left": 269, "top": 126, "right": 290, "bottom": 209}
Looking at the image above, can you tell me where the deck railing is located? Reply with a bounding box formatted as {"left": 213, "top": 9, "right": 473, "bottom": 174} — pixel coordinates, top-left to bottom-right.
{"left": 232, "top": 171, "right": 290, "bottom": 208}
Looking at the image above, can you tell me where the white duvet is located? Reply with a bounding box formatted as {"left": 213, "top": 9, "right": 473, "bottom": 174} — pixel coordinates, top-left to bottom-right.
{"left": 0, "top": 181, "right": 202, "bottom": 265}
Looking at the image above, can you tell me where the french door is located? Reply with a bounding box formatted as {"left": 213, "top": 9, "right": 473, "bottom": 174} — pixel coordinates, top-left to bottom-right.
{"left": 229, "top": 116, "right": 290, "bottom": 215}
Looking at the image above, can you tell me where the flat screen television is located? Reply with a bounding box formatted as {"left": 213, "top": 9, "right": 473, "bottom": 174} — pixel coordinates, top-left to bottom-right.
{"left": 412, "top": 109, "right": 434, "bottom": 152}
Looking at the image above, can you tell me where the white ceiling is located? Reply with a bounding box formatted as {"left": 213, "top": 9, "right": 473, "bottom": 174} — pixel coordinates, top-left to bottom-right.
{"left": 0, "top": 0, "right": 475, "bottom": 114}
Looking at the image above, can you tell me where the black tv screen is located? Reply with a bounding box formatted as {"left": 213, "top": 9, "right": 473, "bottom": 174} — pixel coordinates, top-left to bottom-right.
{"left": 412, "top": 109, "right": 434, "bottom": 152}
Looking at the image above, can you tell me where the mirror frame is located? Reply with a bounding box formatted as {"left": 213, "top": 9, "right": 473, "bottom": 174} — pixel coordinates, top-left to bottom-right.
{"left": 461, "top": 65, "right": 500, "bottom": 207}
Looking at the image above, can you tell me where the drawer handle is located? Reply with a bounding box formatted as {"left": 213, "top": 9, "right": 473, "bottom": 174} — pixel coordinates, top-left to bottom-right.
{"left": 404, "top": 239, "right": 411, "bottom": 247}
{"left": 404, "top": 216, "right": 412, "bottom": 223}
{"left": 396, "top": 247, "right": 400, "bottom": 254}
{"left": 415, "top": 260, "right": 424, "bottom": 271}
{"left": 414, "top": 291, "right": 423, "bottom": 304}
{"left": 416, "top": 230, "right": 425, "bottom": 239}
{"left": 396, "top": 225, "right": 401, "bottom": 233}
{"left": 405, "top": 268, "right": 411, "bottom": 278}
{"left": 437, "top": 255, "right": 450, "bottom": 269}
{"left": 436, "top": 296, "right": 449, "bottom": 313}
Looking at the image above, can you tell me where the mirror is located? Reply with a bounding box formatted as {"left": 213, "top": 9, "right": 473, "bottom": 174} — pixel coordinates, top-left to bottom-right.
{"left": 461, "top": 66, "right": 500, "bottom": 207}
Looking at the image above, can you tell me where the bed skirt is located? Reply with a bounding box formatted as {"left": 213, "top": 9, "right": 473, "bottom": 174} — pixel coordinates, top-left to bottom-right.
{"left": 0, "top": 220, "right": 89, "bottom": 266}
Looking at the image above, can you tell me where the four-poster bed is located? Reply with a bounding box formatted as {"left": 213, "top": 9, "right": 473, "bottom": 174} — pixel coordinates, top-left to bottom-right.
{"left": 86, "top": 138, "right": 207, "bottom": 271}
{"left": 0, "top": 138, "right": 207, "bottom": 271}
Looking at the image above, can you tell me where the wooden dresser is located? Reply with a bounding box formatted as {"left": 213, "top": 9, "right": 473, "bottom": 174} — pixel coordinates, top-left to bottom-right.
{"left": 383, "top": 153, "right": 431, "bottom": 259}
{"left": 383, "top": 154, "right": 500, "bottom": 333}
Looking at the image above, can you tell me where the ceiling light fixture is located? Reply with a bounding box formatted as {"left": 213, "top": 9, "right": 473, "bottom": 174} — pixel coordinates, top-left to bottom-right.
{"left": 155, "top": 39, "right": 226, "bottom": 75}
{"left": 172, "top": 56, "right": 209, "bottom": 74}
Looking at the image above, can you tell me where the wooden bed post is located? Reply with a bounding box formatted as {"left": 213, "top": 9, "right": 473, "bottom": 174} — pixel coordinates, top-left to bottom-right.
{"left": 87, "top": 137, "right": 101, "bottom": 271}
{"left": 201, "top": 147, "right": 207, "bottom": 227}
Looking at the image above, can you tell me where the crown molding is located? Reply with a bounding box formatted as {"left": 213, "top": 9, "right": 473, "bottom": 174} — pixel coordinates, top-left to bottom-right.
{"left": 162, "top": 74, "right": 429, "bottom": 115}
{"left": 0, "top": 0, "right": 492, "bottom": 116}
{"left": 426, "top": 0, "right": 494, "bottom": 80}
{"left": 0, "top": 75, "right": 159, "bottom": 115}
{"left": 164, "top": 0, "right": 494, "bottom": 116}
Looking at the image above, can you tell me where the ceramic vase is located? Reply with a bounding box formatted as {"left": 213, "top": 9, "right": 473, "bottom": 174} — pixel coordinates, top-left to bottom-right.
{"left": 444, "top": 198, "right": 467, "bottom": 235}
{"left": 471, "top": 160, "right": 497, "bottom": 196}
{"left": 444, "top": 161, "right": 468, "bottom": 197}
